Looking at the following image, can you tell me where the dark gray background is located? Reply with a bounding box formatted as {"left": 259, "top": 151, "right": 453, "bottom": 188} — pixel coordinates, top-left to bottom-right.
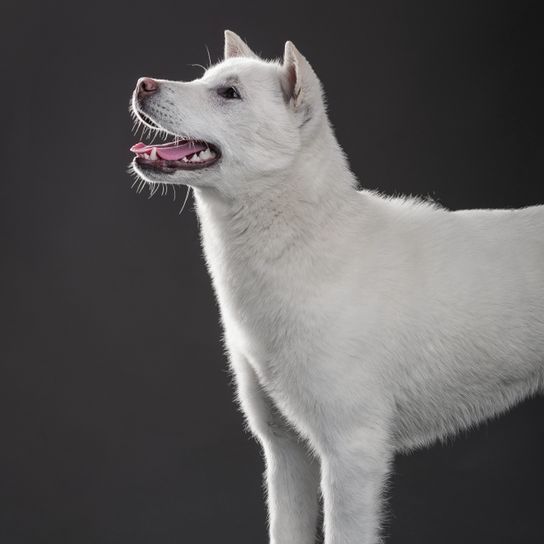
{"left": 1, "top": 1, "right": 543, "bottom": 543}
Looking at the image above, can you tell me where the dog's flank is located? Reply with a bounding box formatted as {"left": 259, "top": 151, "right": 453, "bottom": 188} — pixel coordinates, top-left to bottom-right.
{"left": 129, "top": 30, "right": 544, "bottom": 544}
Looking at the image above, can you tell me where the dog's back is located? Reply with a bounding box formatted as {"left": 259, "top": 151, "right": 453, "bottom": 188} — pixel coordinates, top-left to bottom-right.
{"left": 367, "top": 197, "right": 544, "bottom": 449}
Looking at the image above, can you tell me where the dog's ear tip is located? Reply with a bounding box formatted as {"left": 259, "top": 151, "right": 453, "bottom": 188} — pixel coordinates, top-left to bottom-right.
{"left": 224, "top": 30, "right": 256, "bottom": 59}
{"left": 224, "top": 29, "right": 241, "bottom": 44}
{"left": 284, "top": 40, "right": 295, "bottom": 54}
{"left": 284, "top": 41, "right": 304, "bottom": 63}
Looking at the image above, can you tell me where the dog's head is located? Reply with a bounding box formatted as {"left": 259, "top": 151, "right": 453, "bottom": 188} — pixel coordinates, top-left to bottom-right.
{"left": 130, "top": 31, "right": 326, "bottom": 197}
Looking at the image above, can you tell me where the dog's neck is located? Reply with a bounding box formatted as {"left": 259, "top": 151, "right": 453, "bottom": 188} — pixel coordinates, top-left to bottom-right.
{"left": 193, "top": 121, "right": 359, "bottom": 266}
{"left": 191, "top": 120, "right": 361, "bottom": 350}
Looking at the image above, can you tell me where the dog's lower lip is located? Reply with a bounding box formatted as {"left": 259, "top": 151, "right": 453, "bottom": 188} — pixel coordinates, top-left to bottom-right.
{"left": 134, "top": 146, "right": 220, "bottom": 172}
{"left": 135, "top": 155, "right": 219, "bottom": 172}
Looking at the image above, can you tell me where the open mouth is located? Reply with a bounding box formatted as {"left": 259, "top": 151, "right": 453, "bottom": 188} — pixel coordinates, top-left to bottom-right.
{"left": 131, "top": 138, "right": 221, "bottom": 173}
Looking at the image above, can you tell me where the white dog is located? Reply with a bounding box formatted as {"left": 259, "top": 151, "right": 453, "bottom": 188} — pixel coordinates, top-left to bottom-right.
{"left": 130, "top": 30, "right": 544, "bottom": 544}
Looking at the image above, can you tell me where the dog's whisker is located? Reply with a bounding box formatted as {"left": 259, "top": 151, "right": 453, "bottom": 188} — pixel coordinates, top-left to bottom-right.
{"left": 189, "top": 63, "right": 207, "bottom": 74}
{"left": 179, "top": 186, "right": 191, "bottom": 214}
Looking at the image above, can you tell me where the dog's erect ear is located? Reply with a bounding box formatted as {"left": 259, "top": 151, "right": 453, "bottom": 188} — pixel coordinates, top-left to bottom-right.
{"left": 281, "top": 41, "right": 323, "bottom": 113}
{"left": 224, "top": 30, "right": 257, "bottom": 59}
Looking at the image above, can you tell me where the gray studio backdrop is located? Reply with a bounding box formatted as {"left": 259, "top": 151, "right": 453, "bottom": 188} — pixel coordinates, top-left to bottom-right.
{"left": 1, "top": 1, "right": 543, "bottom": 543}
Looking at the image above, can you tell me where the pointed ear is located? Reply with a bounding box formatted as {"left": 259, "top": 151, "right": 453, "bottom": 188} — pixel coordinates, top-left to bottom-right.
{"left": 282, "top": 41, "right": 322, "bottom": 110}
{"left": 224, "top": 30, "right": 257, "bottom": 59}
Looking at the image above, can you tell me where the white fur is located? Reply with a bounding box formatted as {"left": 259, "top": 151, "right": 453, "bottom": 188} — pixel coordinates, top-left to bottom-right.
{"left": 131, "top": 31, "right": 544, "bottom": 544}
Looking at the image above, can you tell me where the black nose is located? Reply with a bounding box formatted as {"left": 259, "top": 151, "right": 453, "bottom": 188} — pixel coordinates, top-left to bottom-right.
{"left": 137, "top": 77, "right": 159, "bottom": 99}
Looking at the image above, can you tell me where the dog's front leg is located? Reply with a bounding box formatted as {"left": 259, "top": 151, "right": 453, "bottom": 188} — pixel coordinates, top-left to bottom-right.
{"left": 319, "top": 423, "right": 392, "bottom": 544}
{"left": 232, "top": 355, "right": 321, "bottom": 544}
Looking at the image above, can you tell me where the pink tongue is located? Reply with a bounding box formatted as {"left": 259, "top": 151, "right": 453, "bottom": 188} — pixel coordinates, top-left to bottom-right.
{"left": 130, "top": 141, "right": 207, "bottom": 161}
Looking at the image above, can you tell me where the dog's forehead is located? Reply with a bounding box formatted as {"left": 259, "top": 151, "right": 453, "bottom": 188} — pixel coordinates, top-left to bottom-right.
{"left": 202, "top": 57, "right": 279, "bottom": 84}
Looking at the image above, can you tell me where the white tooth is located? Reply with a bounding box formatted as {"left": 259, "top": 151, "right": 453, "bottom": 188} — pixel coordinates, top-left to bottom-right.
{"left": 150, "top": 148, "right": 157, "bottom": 160}
{"left": 201, "top": 149, "right": 211, "bottom": 160}
{"left": 143, "top": 153, "right": 150, "bottom": 159}
{"left": 182, "top": 157, "right": 188, "bottom": 162}
{"left": 190, "top": 154, "right": 200, "bottom": 162}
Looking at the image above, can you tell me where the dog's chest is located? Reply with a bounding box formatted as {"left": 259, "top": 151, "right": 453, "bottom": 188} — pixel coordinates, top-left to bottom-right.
{"left": 210, "top": 243, "right": 319, "bottom": 356}
{"left": 198, "top": 213, "right": 334, "bottom": 377}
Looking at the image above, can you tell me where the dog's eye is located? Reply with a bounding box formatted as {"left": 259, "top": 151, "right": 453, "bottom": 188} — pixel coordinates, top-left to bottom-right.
{"left": 217, "top": 86, "right": 241, "bottom": 100}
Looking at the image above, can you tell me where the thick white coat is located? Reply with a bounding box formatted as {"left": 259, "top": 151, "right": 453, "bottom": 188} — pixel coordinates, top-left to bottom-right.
{"left": 132, "top": 31, "right": 544, "bottom": 544}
